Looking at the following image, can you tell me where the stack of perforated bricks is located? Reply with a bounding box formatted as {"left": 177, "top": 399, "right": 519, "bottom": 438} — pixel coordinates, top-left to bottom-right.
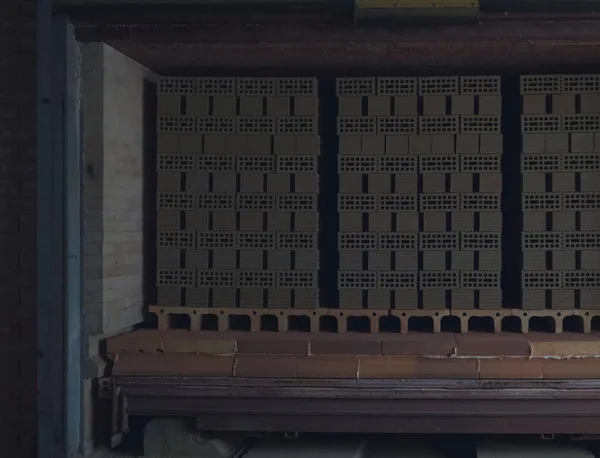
{"left": 336, "top": 76, "right": 503, "bottom": 310}
{"left": 521, "top": 74, "right": 600, "bottom": 310}
{"left": 155, "top": 77, "right": 320, "bottom": 309}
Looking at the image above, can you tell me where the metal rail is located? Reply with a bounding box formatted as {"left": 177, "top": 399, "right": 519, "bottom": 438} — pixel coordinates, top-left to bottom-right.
{"left": 111, "top": 377, "right": 600, "bottom": 435}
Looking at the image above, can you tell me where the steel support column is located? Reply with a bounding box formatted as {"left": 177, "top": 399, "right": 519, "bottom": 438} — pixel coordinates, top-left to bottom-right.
{"left": 37, "top": 12, "right": 83, "bottom": 458}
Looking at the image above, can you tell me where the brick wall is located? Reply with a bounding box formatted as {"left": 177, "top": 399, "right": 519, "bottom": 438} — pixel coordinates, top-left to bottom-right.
{"left": 0, "top": 0, "right": 37, "bottom": 456}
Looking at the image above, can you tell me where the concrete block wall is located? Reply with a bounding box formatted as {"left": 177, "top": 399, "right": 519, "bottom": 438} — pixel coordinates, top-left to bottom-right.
{"left": 83, "top": 43, "right": 155, "bottom": 336}
{"left": 521, "top": 74, "right": 600, "bottom": 309}
{"left": 157, "top": 77, "right": 320, "bottom": 309}
{"left": 82, "top": 43, "right": 157, "bottom": 455}
{"left": 336, "top": 76, "right": 502, "bottom": 310}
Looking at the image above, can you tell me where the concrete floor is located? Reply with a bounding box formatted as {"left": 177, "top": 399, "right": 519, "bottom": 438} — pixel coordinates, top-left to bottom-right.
{"left": 90, "top": 435, "right": 598, "bottom": 458}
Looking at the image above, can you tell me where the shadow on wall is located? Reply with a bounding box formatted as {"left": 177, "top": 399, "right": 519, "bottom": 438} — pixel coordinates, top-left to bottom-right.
{"left": 143, "top": 77, "right": 158, "bottom": 323}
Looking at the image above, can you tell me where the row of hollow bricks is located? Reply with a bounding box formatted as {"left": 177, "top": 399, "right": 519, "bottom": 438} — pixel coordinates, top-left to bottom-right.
{"left": 149, "top": 306, "right": 600, "bottom": 333}
{"left": 113, "top": 353, "right": 600, "bottom": 380}
{"left": 107, "top": 330, "right": 600, "bottom": 359}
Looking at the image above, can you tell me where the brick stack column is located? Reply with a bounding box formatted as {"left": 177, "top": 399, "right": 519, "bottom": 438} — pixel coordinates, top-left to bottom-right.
{"left": 336, "top": 77, "right": 420, "bottom": 309}
{"left": 336, "top": 76, "right": 503, "bottom": 311}
{"left": 521, "top": 74, "right": 600, "bottom": 310}
{"left": 419, "top": 76, "right": 503, "bottom": 310}
{"left": 156, "top": 77, "right": 320, "bottom": 310}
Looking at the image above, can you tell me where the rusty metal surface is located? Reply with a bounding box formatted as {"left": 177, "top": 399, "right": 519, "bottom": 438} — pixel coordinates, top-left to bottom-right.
{"left": 64, "top": 4, "right": 600, "bottom": 44}
{"left": 114, "top": 377, "right": 600, "bottom": 434}
{"left": 72, "top": 17, "right": 600, "bottom": 42}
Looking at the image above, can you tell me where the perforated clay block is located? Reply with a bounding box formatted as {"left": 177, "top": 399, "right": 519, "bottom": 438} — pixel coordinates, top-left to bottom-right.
{"left": 339, "top": 231, "right": 378, "bottom": 250}
{"left": 339, "top": 213, "right": 363, "bottom": 232}
{"left": 367, "top": 251, "right": 393, "bottom": 271}
{"left": 422, "top": 212, "right": 447, "bottom": 231}
{"left": 581, "top": 290, "right": 600, "bottom": 309}
{"left": 197, "top": 270, "right": 237, "bottom": 289}
{"left": 478, "top": 290, "right": 502, "bottom": 310}
{"left": 420, "top": 153, "right": 459, "bottom": 174}
{"left": 336, "top": 77, "right": 376, "bottom": 96}
{"left": 422, "top": 251, "right": 446, "bottom": 271}
{"left": 368, "top": 213, "right": 392, "bottom": 231}
{"left": 157, "top": 287, "right": 182, "bottom": 306}
{"left": 523, "top": 251, "right": 547, "bottom": 270}
{"left": 520, "top": 75, "right": 561, "bottom": 95}
{"left": 395, "top": 251, "right": 418, "bottom": 270}
{"left": 339, "top": 290, "right": 364, "bottom": 309}
{"left": 279, "top": 231, "right": 317, "bottom": 250}
{"left": 420, "top": 231, "right": 459, "bottom": 251}
{"left": 266, "top": 289, "right": 292, "bottom": 309}
{"left": 185, "top": 288, "right": 210, "bottom": 307}
{"left": 418, "top": 76, "right": 459, "bottom": 96}
{"left": 294, "top": 289, "right": 319, "bottom": 309}
{"left": 367, "top": 289, "right": 391, "bottom": 309}
{"left": 522, "top": 290, "right": 546, "bottom": 310}
{"left": 451, "top": 251, "right": 475, "bottom": 270}
{"left": 422, "top": 174, "right": 446, "bottom": 193}
{"left": 478, "top": 251, "right": 502, "bottom": 270}
{"left": 339, "top": 251, "right": 364, "bottom": 271}
{"left": 550, "top": 289, "right": 576, "bottom": 310}
{"left": 421, "top": 290, "right": 447, "bottom": 310}
{"left": 452, "top": 290, "right": 475, "bottom": 309}
{"left": 156, "top": 248, "right": 180, "bottom": 268}
{"left": 338, "top": 271, "right": 378, "bottom": 289}
{"left": 378, "top": 77, "right": 417, "bottom": 96}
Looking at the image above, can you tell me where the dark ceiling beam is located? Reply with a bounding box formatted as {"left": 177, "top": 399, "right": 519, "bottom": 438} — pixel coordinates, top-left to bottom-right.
{"left": 106, "top": 39, "right": 600, "bottom": 73}
{"left": 60, "top": 0, "right": 600, "bottom": 24}
{"left": 73, "top": 16, "right": 600, "bottom": 43}
{"left": 56, "top": 0, "right": 600, "bottom": 13}
{"left": 68, "top": 10, "right": 347, "bottom": 26}
{"left": 63, "top": 1, "right": 600, "bottom": 72}
{"left": 58, "top": 2, "right": 351, "bottom": 19}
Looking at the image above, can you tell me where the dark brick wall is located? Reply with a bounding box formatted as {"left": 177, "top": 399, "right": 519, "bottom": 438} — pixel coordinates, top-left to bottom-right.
{"left": 0, "top": 0, "right": 37, "bottom": 456}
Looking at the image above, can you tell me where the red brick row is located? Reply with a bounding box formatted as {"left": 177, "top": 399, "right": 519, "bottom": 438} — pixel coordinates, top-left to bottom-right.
{"left": 113, "top": 352, "right": 600, "bottom": 380}
{"left": 107, "top": 329, "right": 600, "bottom": 359}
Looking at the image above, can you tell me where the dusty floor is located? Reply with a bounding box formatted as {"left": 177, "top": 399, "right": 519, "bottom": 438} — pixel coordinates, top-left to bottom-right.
{"left": 91, "top": 432, "right": 599, "bottom": 458}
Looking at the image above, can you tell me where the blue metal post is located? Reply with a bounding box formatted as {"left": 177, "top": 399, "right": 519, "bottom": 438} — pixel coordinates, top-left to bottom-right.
{"left": 37, "top": 11, "right": 83, "bottom": 458}
{"left": 37, "top": 3, "right": 65, "bottom": 457}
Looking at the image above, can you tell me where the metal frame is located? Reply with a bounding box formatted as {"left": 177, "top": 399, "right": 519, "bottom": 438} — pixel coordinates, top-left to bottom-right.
{"left": 90, "top": 9, "right": 600, "bottom": 439}
{"left": 37, "top": 9, "right": 83, "bottom": 458}
{"left": 114, "top": 377, "right": 600, "bottom": 434}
